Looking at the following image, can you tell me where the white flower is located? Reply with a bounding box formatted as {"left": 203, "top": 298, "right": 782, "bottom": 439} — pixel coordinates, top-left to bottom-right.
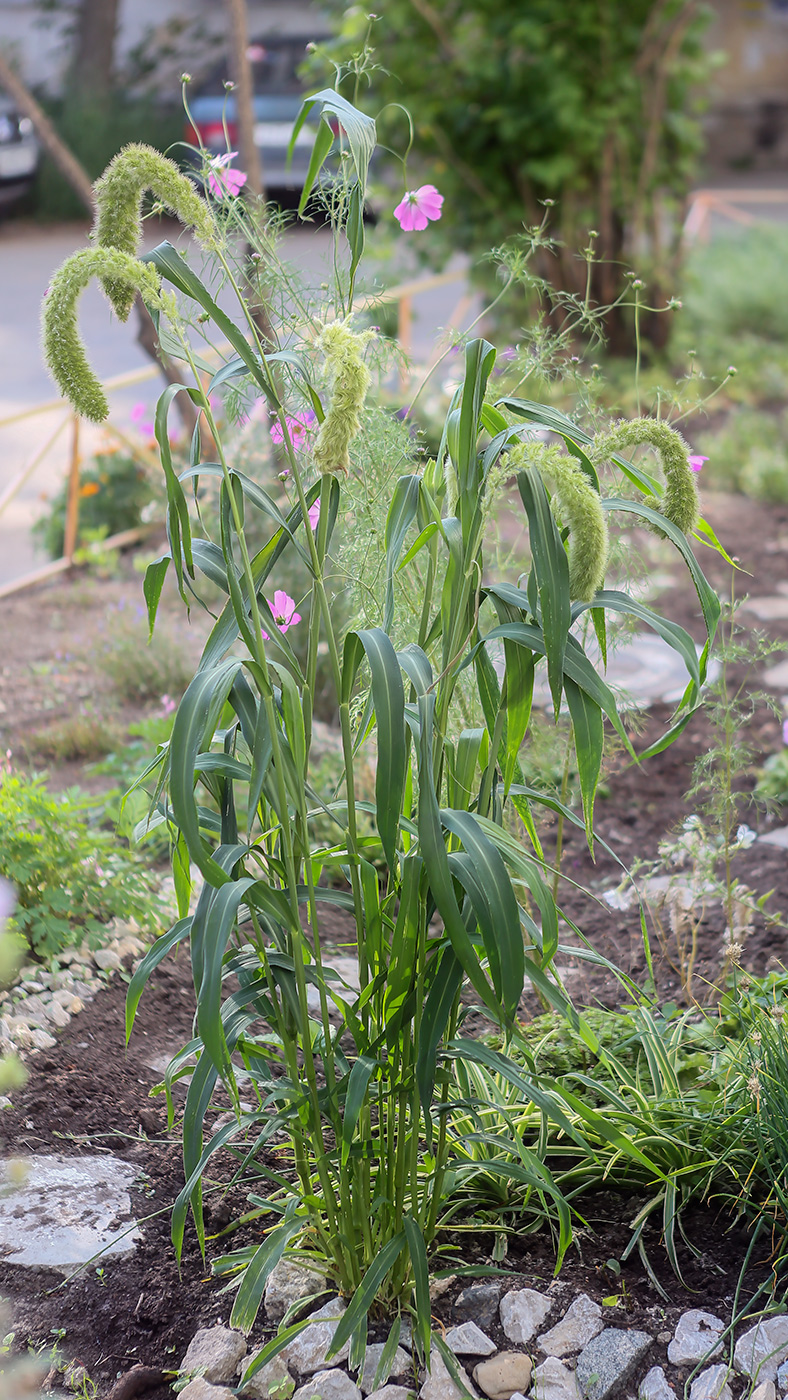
{"left": 736, "top": 824, "right": 757, "bottom": 849}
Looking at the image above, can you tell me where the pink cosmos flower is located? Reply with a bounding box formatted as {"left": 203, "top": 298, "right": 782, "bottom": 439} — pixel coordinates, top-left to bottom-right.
{"left": 207, "top": 152, "right": 248, "bottom": 198}
{"left": 161, "top": 694, "right": 177, "bottom": 716}
{"left": 393, "top": 184, "right": 444, "bottom": 232}
{"left": 131, "top": 402, "right": 154, "bottom": 437}
{"left": 308, "top": 501, "right": 320, "bottom": 530}
{"left": 782, "top": 717, "right": 788, "bottom": 747}
{"left": 261, "top": 589, "right": 301, "bottom": 640}
{"left": 688, "top": 454, "right": 708, "bottom": 473}
{"left": 270, "top": 410, "right": 316, "bottom": 450}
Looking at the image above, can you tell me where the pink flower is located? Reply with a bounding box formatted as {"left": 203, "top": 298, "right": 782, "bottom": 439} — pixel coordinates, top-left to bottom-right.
{"left": 782, "top": 717, "right": 788, "bottom": 747}
{"left": 207, "top": 152, "right": 248, "bottom": 198}
{"left": 308, "top": 501, "right": 320, "bottom": 530}
{"left": 131, "top": 402, "right": 154, "bottom": 437}
{"left": 161, "top": 694, "right": 176, "bottom": 716}
{"left": 269, "top": 410, "right": 316, "bottom": 450}
{"left": 688, "top": 454, "right": 708, "bottom": 473}
{"left": 393, "top": 184, "right": 444, "bottom": 232}
{"left": 262, "top": 589, "right": 301, "bottom": 640}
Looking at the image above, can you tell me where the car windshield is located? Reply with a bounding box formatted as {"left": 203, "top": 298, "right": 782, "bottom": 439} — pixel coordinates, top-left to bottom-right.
{"left": 197, "top": 38, "right": 321, "bottom": 96}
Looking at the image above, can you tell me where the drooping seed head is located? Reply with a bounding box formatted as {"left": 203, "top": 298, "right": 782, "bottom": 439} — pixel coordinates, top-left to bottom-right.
{"left": 591, "top": 417, "right": 699, "bottom": 537}
{"left": 509, "top": 439, "right": 609, "bottom": 600}
{"left": 42, "top": 247, "right": 163, "bottom": 422}
{"left": 312, "top": 321, "right": 374, "bottom": 475}
{"left": 93, "top": 143, "right": 217, "bottom": 318}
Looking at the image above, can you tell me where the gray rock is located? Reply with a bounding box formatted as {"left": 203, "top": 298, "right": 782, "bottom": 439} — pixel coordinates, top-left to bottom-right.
{"left": 539, "top": 1297, "right": 604, "bottom": 1359}
{"left": 93, "top": 948, "right": 123, "bottom": 971}
{"left": 181, "top": 1327, "right": 247, "bottom": 1385}
{"left": 454, "top": 1284, "right": 502, "bottom": 1332}
{"left": 420, "top": 1352, "right": 478, "bottom": 1400}
{"left": 688, "top": 1366, "right": 733, "bottom": 1400}
{"left": 366, "top": 1388, "right": 415, "bottom": 1400}
{"left": 283, "top": 1299, "right": 350, "bottom": 1376}
{"left": 735, "top": 1319, "right": 788, "bottom": 1382}
{"left": 777, "top": 1363, "right": 788, "bottom": 1395}
{"left": 358, "top": 1344, "right": 411, "bottom": 1393}
{"left": 265, "top": 1258, "right": 330, "bottom": 1323}
{"left": 532, "top": 1358, "right": 582, "bottom": 1400}
{"left": 638, "top": 1368, "right": 674, "bottom": 1400}
{"left": 752, "top": 1384, "right": 778, "bottom": 1400}
{"left": 473, "top": 1352, "right": 533, "bottom": 1399}
{"left": 238, "top": 1349, "right": 294, "bottom": 1399}
{"left": 292, "top": 1369, "right": 362, "bottom": 1400}
{"left": 445, "top": 1324, "right": 496, "bottom": 1358}
{"left": 30, "top": 1029, "right": 57, "bottom": 1051}
{"left": 668, "top": 1313, "right": 724, "bottom": 1367}
{"left": 576, "top": 1329, "right": 652, "bottom": 1400}
{"left": 500, "top": 1289, "right": 553, "bottom": 1345}
{"left": 180, "top": 1383, "right": 236, "bottom": 1400}
{"left": 0, "top": 1153, "right": 140, "bottom": 1270}
{"left": 52, "top": 987, "right": 78, "bottom": 1007}
{"left": 50, "top": 1002, "right": 71, "bottom": 1029}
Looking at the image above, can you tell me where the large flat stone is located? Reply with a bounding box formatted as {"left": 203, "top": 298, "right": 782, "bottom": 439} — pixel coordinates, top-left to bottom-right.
{"left": 576, "top": 1329, "right": 652, "bottom": 1400}
{"left": 500, "top": 1289, "right": 553, "bottom": 1345}
{"left": 0, "top": 1154, "right": 140, "bottom": 1271}
{"left": 539, "top": 1295, "right": 603, "bottom": 1358}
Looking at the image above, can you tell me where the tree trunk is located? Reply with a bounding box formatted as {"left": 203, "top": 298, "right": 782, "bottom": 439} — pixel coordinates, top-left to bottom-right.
{"left": 68, "top": 0, "right": 120, "bottom": 102}
{"left": 0, "top": 50, "right": 197, "bottom": 432}
{"left": 225, "top": 0, "right": 264, "bottom": 199}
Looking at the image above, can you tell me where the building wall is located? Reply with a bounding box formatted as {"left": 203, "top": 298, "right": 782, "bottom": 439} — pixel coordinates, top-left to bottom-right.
{"left": 702, "top": 0, "right": 788, "bottom": 169}
{"left": 0, "top": 0, "right": 327, "bottom": 95}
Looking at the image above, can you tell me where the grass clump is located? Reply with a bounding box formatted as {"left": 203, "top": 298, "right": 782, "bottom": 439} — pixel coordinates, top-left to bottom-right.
{"left": 27, "top": 712, "right": 122, "bottom": 765}
{"left": 96, "top": 611, "right": 192, "bottom": 704}
{"left": 0, "top": 767, "right": 160, "bottom": 959}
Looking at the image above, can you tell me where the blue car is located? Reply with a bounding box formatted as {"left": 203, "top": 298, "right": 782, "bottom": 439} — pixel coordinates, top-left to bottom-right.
{"left": 186, "top": 34, "right": 332, "bottom": 195}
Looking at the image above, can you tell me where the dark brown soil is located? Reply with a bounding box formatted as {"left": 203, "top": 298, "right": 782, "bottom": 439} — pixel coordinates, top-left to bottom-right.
{"left": 2, "top": 492, "right": 788, "bottom": 1395}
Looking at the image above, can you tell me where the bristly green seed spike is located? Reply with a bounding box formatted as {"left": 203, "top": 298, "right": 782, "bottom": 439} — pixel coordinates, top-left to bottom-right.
{"left": 42, "top": 247, "right": 163, "bottom": 422}
{"left": 93, "top": 143, "right": 218, "bottom": 319}
{"left": 312, "top": 320, "right": 374, "bottom": 475}
{"left": 509, "top": 440, "right": 609, "bottom": 601}
{"left": 591, "top": 418, "right": 699, "bottom": 538}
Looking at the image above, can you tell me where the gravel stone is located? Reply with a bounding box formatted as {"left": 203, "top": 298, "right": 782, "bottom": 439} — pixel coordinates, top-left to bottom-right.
{"left": 238, "top": 1349, "right": 294, "bottom": 1399}
{"left": 358, "top": 1344, "right": 411, "bottom": 1393}
{"left": 751, "top": 1384, "right": 778, "bottom": 1400}
{"left": 734, "top": 1318, "right": 788, "bottom": 1382}
{"left": 180, "top": 1383, "right": 236, "bottom": 1400}
{"left": 265, "top": 1258, "right": 329, "bottom": 1323}
{"left": 638, "top": 1368, "right": 674, "bottom": 1400}
{"left": 532, "top": 1357, "right": 582, "bottom": 1400}
{"left": 472, "top": 1352, "right": 533, "bottom": 1399}
{"left": 500, "top": 1289, "right": 553, "bottom": 1346}
{"left": 668, "top": 1313, "right": 725, "bottom": 1367}
{"left": 93, "top": 948, "right": 122, "bottom": 972}
{"left": 366, "top": 1388, "right": 415, "bottom": 1400}
{"left": 292, "top": 1369, "right": 362, "bottom": 1400}
{"left": 539, "top": 1296, "right": 604, "bottom": 1359}
{"left": 181, "top": 1326, "right": 247, "bottom": 1385}
{"left": 688, "top": 1366, "right": 733, "bottom": 1400}
{"left": 444, "top": 1324, "right": 496, "bottom": 1358}
{"left": 419, "top": 1352, "right": 478, "bottom": 1400}
{"left": 575, "top": 1329, "right": 652, "bottom": 1400}
{"left": 454, "top": 1284, "right": 502, "bottom": 1332}
{"left": 282, "top": 1298, "right": 349, "bottom": 1376}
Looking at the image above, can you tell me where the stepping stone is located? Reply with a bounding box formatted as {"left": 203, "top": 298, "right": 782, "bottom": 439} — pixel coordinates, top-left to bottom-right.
{"left": 759, "top": 828, "right": 788, "bottom": 850}
{"left": 522, "top": 634, "right": 717, "bottom": 712}
{"left": 743, "top": 598, "right": 788, "bottom": 621}
{"left": 0, "top": 1154, "right": 140, "bottom": 1271}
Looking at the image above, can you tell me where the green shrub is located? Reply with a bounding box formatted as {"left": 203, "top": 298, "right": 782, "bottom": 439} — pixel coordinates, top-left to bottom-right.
{"left": 0, "top": 769, "right": 159, "bottom": 959}
{"left": 27, "top": 93, "right": 182, "bottom": 223}
{"left": 33, "top": 450, "right": 156, "bottom": 561}
{"left": 27, "top": 713, "right": 122, "bottom": 765}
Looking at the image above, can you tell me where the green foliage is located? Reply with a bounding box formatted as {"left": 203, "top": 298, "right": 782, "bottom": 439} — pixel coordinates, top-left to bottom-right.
{"left": 0, "top": 770, "right": 158, "bottom": 958}
{"left": 28, "top": 94, "right": 182, "bottom": 223}
{"left": 33, "top": 451, "right": 156, "bottom": 562}
{"left": 45, "top": 120, "right": 722, "bottom": 1346}
{"left": 313, "top": 2, "right": 711, "bottom": 339}
{"left": 757, "top": 749, "right": 788, "bottom": 806}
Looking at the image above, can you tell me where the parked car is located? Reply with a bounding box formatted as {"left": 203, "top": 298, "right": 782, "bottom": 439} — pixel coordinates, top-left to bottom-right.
{"left": 0, "top": 94, "right": 39, "bottom": 209}
{"left": 186, "top": 34, "right": 331, "bottom": 194}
